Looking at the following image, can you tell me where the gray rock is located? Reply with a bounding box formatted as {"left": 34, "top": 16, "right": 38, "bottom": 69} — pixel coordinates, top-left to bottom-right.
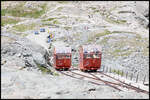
{"left": 1, "top": 32, "right": 48, "bottom": 69}
{"left": 32, "top": 52, "right": 46, "bottom": 66}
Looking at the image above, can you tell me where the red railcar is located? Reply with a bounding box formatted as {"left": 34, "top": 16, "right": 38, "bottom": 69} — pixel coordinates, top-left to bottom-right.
{"left": 79, "top": 45, "right": 102, "bottom": 72}
{"left": 53, "top": 46, "right": 72, "bottom": 70}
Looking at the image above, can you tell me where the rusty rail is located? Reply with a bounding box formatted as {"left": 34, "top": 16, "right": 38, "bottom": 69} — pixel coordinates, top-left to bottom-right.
{"left": 97, "top": 71, "right": 149, "bottom": 94}
{"left": 69, "top": 71, "right": 122, "bottom": 91}
{"left": 54, "top": 67, "right": 149, "bottom": 94}
{"left": 59, "top": 70, "right": 104, "bottom": 86}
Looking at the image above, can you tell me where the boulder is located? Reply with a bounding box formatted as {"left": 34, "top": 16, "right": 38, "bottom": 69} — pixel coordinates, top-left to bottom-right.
{"left": 1, "top": 32, "right": 48, "bottom": 69}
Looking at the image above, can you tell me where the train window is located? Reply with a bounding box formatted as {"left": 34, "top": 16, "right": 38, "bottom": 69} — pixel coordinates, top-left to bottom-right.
{"left": 66, "top": 55, "right": 70, "bottom": 58}
{"left": 56, "top": 55, "right": 64, "bottom": 59}
{"left": 87, "top": 54, "right": 91, "bottom": 58}
{"left": 84, "top": 54, "right": 92, "bottom": 58}
{"left": 93, "top": 54, "right": 100, "bottom": 58}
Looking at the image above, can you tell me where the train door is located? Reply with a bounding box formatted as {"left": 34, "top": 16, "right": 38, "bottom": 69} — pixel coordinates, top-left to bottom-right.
{"left": 83, "top": 53, "right": 92, "bottom": 68}
{"left": 92, "top": 53, "right": 101, "bottom": 67}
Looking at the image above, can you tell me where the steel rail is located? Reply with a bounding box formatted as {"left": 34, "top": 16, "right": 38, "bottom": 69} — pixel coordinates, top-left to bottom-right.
{"left": 58, "top": 70, "right": 104, "bottom": 86}
{"left": 69, "top": 71, "right": 122, "bottom": 91}
{"left": 97, "top": 71, "right": 149, "bottom": 94}
{"left": 88, "top": 73, "right": 125, "bottom": 87}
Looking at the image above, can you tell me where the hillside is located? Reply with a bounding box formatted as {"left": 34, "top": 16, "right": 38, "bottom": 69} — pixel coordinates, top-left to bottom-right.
{"left": 1, "top": 1, "right": 149, "bottom": 99}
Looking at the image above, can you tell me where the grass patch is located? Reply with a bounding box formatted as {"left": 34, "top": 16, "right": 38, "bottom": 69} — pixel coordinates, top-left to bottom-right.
{"left": 111, "top": 69, "right": 124, "bottom": 76}
{"left": 112, "top": 31, "right": 134, "bottom": 34}
{"left": 99, "top": 37, "right": 110, "bottom": 44}
{"left": 88, "top": 30, "right": 112, "bottom": 43}
{"left": 89, "top": 7, "right": 96, "bottom": 10}
{"left": 58, "top": 1, "right": 69, "bottom": 4}
{"left": 111, "top": 49, "right": 132, "bottom": 57}
{"left": 109, "top": 6, "right": 117, "bottom": 12}
{"left": 53, "top": 72, "right": 59, "bottom": 76}
{"left": 42, "top": 18, "right": 56, "bottom": 22}
{"left": 94, "top": 10, "right": 99, "bottom": 13}
{"left": 21, "top": 33, "right": 28, "bottom": 37}
{"left": 36, "top": 63, "right": 51, "bottom": 74}
{"left": 118, "top": 11, "right": 133, "bottom": 14}
{"left": 12, "top": 23, "right": 37, "bottom": 32}
{"left": 64, "top": 26, "right": 72, "bottom": 30}
{"left": 53, "top": 20, "right": 60, "bottom": 24}
{"left": 1, "top": 3, "right": 47, "bottom": 18}
{"left": 1, "top": 17, "right": 20, "bottom": 26}
{"left": 105, "top": 17, "right": 126, "bottom": 24}
{"left": 56, "top": 7, "right": 63, "bottom": 11}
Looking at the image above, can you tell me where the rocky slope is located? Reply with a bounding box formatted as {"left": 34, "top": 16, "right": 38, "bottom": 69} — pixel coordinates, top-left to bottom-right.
{"left": 1, "top": 1, "right": 149, "bottom": 99}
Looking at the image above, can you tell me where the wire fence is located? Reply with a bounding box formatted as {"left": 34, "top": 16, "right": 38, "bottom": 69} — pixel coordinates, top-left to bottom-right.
{"left": 102, "top": 66, "right": 149, "bottom": 85}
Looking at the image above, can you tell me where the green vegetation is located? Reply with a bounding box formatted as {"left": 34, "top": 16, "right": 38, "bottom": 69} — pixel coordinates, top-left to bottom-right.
{"left": 88, "top": 29, "right": 112, "bottom": 43}
{"left": 12, "top": 23, "right": 37, "bottom": 32}
{"left": 105, "top": 17, "right": 126, "bottom": 24}
{"left": 94, "top": 10, "right": 99, "bottom": 13}
{"left": 42, "top": 18, "right": 56, "bottom": 22}
{"left": 1, "top": 17, "right": 20, "bottom": 26}
{"left": 97, "top": 8, "right": 126, "bottom": 24}
{"left": 89, "top": 7, "right": 96, "bottom": 10}
{"left": 36, "top": 63, "right": 51, "bottom": 74}
{"left": 112, "top": 31, "right": 134, "bottom": 34}
{"left": 118, "top": 11, "right": 133, "bottom": 14}
{"left": 64, "top": 26, "right": 72, "bottom": 30}
{"left": 99, "top": 37, "right": 110, "bottom": 44}
{"left": 1, "top": 3, "right": 47, "bottom": 18}
{"left": 109, "top": 6, "right": 117, "bottom": 12}
{"left": 111, "top": 69, "right": 124, "bottom": 76}
{"left": 53, "top": 20, "right": 60, "bottom": 24}
{"left": 53, "top": 72, "right": 59, "bottom": 76}
{"left": 57, "top": 7, "right": 63, "bottom": 11}
{"left": 110, "top": 49, "right": 132, "bottom": 58}
{"left": 58, "top": 1, "right": 69, "bottom": 4}
{"left": 21, "top": 33, "right": 28, "bottom": 37}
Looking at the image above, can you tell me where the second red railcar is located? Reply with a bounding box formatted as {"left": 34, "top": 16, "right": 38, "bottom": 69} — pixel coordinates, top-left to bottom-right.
{"left": 79, "top": 45, "right": 102, "bottom": 72}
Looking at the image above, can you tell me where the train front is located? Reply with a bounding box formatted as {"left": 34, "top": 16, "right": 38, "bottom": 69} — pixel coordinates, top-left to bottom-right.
{"left": 54, "top": 46, "right": 71, "bottom": 71}
{"left": 79, "top": 45, "right": 102, "bottom": 72}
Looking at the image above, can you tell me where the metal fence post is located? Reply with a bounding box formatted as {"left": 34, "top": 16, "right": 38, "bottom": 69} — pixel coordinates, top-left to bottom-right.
{"left": 136, "top": 73, "right": 139, "bottom": 83}
{"left": 118, "top": 69, "right": 119, "bottom": 76}
{"left": 130, "top": 73, "right": 133, "bottom": 81}
{"left": 110, "top": 67, "right": 111, "bottom": 73}
{"left": 106, "top": 66, "right": 108, "bottom": 73}
{"left": 117, "top": 69, "right": 120, "bottom": 80}
{"left": 103, "top": 66, "right": 105, "bottom": 72}
{"left": 143, "top": 74, "right": 146, "bottom": 84}
{"left": 126, "top": 71, "right": 128, "bottom": 79}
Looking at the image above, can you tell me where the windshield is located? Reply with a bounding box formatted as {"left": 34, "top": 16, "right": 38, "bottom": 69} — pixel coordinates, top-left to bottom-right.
{"left": 84, "top": 53, "right": 100, "bottom": 59}
{"left": 56, "top": 55, "right": 70, "bottom": 59}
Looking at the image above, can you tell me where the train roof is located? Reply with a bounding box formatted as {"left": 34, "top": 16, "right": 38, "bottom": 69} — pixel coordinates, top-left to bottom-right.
{"left": 55, "top": 46, "right": 71, "bottom": 54}
{"left": 82, "top": 45, "right": 102, "bottom": 53}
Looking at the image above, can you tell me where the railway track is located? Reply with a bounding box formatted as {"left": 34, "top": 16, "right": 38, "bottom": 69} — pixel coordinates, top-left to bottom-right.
{"left": 96, "top": 71, "right": 149, "bottom": 94}
{"left": 55, "top": 68, "right": 149, "bottom": 95}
